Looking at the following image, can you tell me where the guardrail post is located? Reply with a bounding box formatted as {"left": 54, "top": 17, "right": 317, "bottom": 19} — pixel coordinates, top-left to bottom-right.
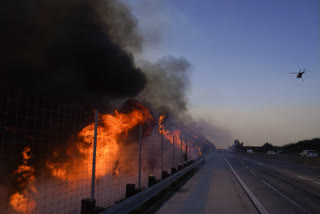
{"left": 126, "top": 184, "right": 137, "bottom": 198}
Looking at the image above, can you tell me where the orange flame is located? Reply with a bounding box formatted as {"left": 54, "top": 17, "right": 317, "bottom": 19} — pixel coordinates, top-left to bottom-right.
{"left": 158, "top": 114, "right": 166, "bottom": 135}
{"left": 10, "top": 146, "right": 37, "bottom": 213}
{"left": 46, "top": 161, "right": 68, "bottom": 180}
{"left": 47, "top": 106, "right": 153, "bottom": 181}
{"left": 158, "top": 115, "right": 182, "bottom": 147}
{"left": 10, "top": 192, "right": 36, "bottom": 214}
{"left": 158, "top": 117, "right": 203, "bottom": 158}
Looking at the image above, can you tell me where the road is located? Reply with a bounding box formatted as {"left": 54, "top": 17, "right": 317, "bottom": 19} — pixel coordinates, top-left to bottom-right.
{"left": 156, "top": 153, "right": 258, "bottom": 214}
{"left": 157, "top": 152, "right": 320, "bottom": 214}
{"left": 226, "top": 153, "right": 320, "bottom": 214}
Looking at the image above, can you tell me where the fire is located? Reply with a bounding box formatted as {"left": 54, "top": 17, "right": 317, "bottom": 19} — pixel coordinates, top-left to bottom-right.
{"left": 158, "top": 116, "right": 203, "bottom": 157}
{"left": 47, "top": 106, "right": 153, "bottom": 181}
{"left": 8, "top": 102, "right": 153, "bottom": 212}
{"left": 10, "top": 193, "right": 36, "bottom": 214}
{"left": 10, "top": 146, "right": 37, "bottom": 213}
{"left": 46, "top": 161, "right": 68, "bottom": 180}
{"left": 158, "top": 115, "right": 181, "bottom": 147}
{"left": 158, "top": 114, "right": 166, "bottom": 135}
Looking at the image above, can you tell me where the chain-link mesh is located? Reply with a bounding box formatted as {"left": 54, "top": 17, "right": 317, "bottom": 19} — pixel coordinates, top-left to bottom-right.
{"left": 0, "top": 93, "right": 204, "bottom": 214}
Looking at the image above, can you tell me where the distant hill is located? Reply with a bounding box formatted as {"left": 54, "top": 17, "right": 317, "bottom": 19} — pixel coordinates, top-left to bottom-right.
{"left": 281, "top": 138, "right": 320, "bottom": 153}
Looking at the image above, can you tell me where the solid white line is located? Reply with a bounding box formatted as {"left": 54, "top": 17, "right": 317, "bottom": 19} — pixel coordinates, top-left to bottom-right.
{"left": 249, "top": 170, "right": 258, "bottom": 177}
{"left": 222, "top": 155, "right": 269, "bottom": 214}
{"left": 261, "top": 179, "right": 311, "bottom": 214}
{"left": 297, "top": 175, "right": 320, "bottom": 185}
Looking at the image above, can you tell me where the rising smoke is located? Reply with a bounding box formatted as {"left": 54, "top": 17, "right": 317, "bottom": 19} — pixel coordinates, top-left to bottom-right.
{"left": 138, "top": 56, "right": 192, "bottom": 120}
{"left": 0, "top": 0, "right": 145, "bottom": 100}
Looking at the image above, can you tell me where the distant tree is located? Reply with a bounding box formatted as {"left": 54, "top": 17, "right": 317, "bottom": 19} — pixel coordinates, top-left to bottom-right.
{"left": 262, "top": 142, "right": 274, "bottom": 153}
{"left": 281, "top": 138, "right": 320, "bottom": 153}
{"left": 232, "top": 139, "right": 244, "bottom": 152}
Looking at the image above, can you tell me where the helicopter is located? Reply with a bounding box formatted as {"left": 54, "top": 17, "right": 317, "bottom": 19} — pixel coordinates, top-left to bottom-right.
{"left": 289, "top": 69, "right": 310, "bottom": 81}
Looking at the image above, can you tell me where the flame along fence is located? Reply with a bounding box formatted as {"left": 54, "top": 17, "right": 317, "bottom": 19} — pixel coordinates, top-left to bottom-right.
{"left": 0, "top": 93, "right": 202, "bottom": 214}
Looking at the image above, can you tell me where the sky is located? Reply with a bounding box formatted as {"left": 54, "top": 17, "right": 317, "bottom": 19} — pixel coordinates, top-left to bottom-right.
{"left": 126, "top": 0, "right": 320, "bottom": 148}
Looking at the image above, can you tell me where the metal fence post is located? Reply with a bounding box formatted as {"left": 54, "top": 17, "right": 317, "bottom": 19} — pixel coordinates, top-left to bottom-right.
{"left": 180, "top": 139, "right": 183, "bottom": 164}
{"left": 186, "top": 143, "right": 188, "bottom": 161}
{"left": 138, "top": 125, "right": 142, "bottom": 191}
{"left": 172, "top": 136, "right": 175, "bottom": 167}
{"left": 161, "top": 133, "right": 163, "bottom": 172}
{"left": 91, "top": 109, "right": 99, "bottom": 199}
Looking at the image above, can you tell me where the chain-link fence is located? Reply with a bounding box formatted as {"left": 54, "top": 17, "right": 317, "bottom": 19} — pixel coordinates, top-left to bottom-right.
{"left": 0, "top": 92, "right": 207, "bottom": 214}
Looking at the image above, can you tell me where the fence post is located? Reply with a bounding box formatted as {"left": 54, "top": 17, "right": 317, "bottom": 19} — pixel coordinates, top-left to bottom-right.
{"left": 161, "top": 133, "right": 163, "bottom": 172}
{"left": 186, "top": 143, "right": 188, "bottom": 162}
{"left": 91, "top": 109, "right": 98, "bottom": 199}
{"left": 172, "top": 136, "right": 175, "bottom": 167}
{"left": 138, "top": 125, "right": 142, "bottom": 191}
{"left": 180, "top": 139, "right": 183, "bottom": 164}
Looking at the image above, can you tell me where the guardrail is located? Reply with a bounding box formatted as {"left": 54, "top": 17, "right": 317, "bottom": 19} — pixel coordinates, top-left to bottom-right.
{"left": 98, "top": 158, "right": 205, "bottom": 214}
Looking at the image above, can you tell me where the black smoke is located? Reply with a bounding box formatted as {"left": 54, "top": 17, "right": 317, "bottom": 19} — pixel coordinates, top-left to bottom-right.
{"left": 0, "top": 0, "right": 145, "bottom": 100}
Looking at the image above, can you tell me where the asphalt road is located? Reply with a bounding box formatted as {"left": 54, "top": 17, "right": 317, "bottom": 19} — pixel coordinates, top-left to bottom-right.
{"left": 225, "top": 153, "right": 320, "bottom": 214}
{"left": 157, "top": 153, "right": 258, "bottom": 214}
{"left": 157, "top": 152, "right": 320, "bottom": 214}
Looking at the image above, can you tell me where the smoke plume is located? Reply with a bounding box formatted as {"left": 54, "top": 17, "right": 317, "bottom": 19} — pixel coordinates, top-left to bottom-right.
{"left": 0, "top": 0, "right": 145, "bottom": 100}
{"left": 138, "top": 56, "right": 191, "bottom": 119}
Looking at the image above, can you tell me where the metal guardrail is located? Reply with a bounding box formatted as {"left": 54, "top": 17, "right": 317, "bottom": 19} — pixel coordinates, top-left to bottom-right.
{"left": 100, "top": 158, "right": 205, "bottom": 214}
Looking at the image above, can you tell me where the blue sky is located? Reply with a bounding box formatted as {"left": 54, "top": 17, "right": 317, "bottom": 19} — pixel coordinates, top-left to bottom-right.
{"left": 126, "top": 0, "right": 320, "bottom": 148}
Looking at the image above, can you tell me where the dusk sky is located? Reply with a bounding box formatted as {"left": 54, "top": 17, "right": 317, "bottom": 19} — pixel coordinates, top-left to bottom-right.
{"left": 126, "top": 0, "right": 320, "bottom": 148}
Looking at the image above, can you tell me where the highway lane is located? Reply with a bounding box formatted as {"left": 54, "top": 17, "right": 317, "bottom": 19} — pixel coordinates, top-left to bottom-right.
{"left": 157, "top": 153, "right": 258, "bottom": 214}
{"left": 224, "top": 153, "right": 320, "bottom": 214}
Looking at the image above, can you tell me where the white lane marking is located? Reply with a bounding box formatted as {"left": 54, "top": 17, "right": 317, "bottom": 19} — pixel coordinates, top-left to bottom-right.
{"left": 222, "top": 155, "right": 269, "bottom": 214}
{"left": 261, "top": 179, "right": 311, "bottom": 214}
{"left": 258, "top": 162, "right": 264, "bottom": 166}
{"left": 249, "top": 170, "right": 257, "bottom": 177}
{"left": 297, "top": 175, "right": 320, "bottom": 185}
